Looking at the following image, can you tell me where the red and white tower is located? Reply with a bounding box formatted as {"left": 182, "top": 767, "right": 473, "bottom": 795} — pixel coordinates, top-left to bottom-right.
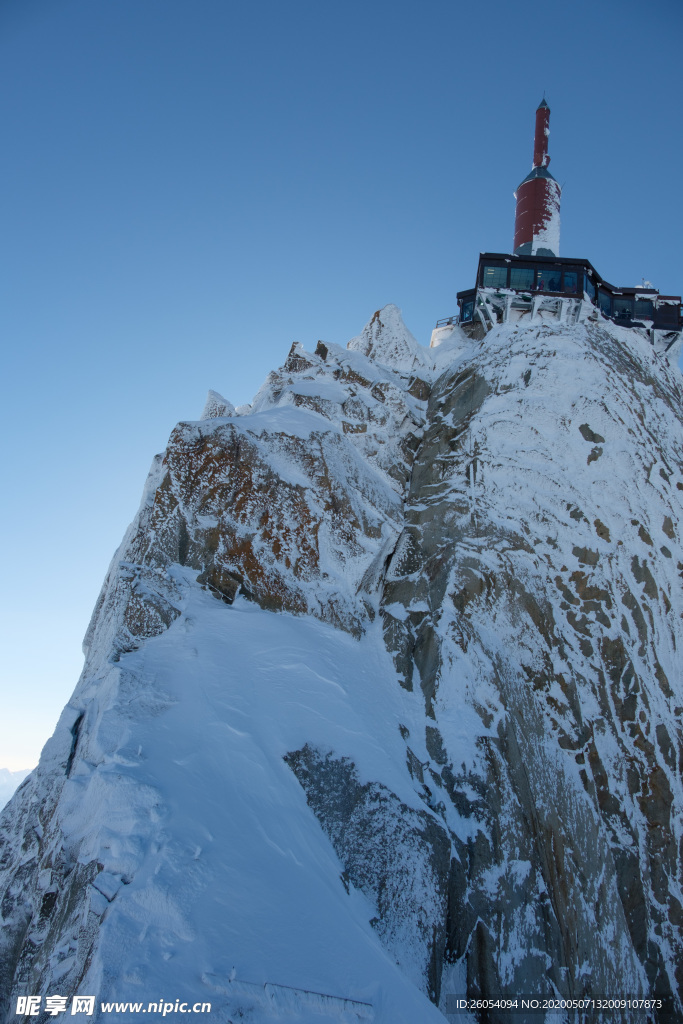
{"left": 513, "top": 99, "right": 561, "bottom": 257}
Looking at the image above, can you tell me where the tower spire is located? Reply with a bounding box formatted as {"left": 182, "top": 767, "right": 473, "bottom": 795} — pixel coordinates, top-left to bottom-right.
{"left": 533, "top": 98, "right": 551, "bottom": 169}
{"left": 513, "top": 101, "right": 561, "bottom": 257}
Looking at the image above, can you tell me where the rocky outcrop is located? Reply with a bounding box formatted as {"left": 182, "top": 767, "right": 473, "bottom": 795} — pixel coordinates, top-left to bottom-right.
{"left": 80, "top": 332, "right": 432, "bottom": 658}
{"left": 381, "top": 321, "right": 683, "bottom": 1015}
{"left": 200, "top": 389, "right": 235, "bottom": 420}
{"left": 285, "top": 744, "right": 451, "bottom": 1003}
{"left": 347, "top": 304, "right": 430, "bottom": 374}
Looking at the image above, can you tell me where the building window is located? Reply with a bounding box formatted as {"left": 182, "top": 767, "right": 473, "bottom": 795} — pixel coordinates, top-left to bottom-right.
{"left": 598, "top": 291, "right": 611, "bottom": 316}
{"left": 634, "top": 298, "right": 654, "bottom": 319}
{"left": 563, "top": 272, "right": 578, "bottom": 294}
{"left": 461, "top": 300, "right": 474, "bottom": 322}
{"left": 613, "top": 298, "right": 633, "bottom": 318}
{"left": 535, "top": 269, "right": 561, "bottom": 291}
{"left": 482, "top": 265, "right": 508, "bottom": 289}
{"left": 544, "top": 269, "right": 562, "bottom": 291}
{"left": 584, "top": 275, "right": 596, "bottom": 300}
{"left": 509, "top": 267, "right": 535, "bottom": 290}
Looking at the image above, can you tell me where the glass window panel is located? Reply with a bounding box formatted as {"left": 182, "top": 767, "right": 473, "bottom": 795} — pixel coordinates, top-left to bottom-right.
{"left": 461, "top": 301, "right": 474, "bottom": 322}
{"left": 535, "top": 269, "right": 561, "bottom": 291}
{"left": 613, "top": 298, "right": 633, "bottom": 317}
{"left": 584, "top": 275, "right": 596, "bottom": 300}
{"left": 482, "top": 265, "right": 508, "bottom": 288}
{"left": 634, "top": 299, "right": 654, "bottom": 319}
{"left": 563, "top": 272, "right": 578, "bottom": 294}
{"left": 598, "top": 291, "right": 611, "bottom": 315}
{"left": 509, "top": 267, "right": 535, "bottom": 290}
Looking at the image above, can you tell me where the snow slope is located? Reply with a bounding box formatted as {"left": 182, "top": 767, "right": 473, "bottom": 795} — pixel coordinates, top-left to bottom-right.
{"left": 43, "top": 588, "right": 449, "bottom": 1022}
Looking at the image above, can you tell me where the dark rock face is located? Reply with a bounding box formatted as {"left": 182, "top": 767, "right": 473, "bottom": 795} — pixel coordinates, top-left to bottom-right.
{"left": 379, "top": 323, "right": 683, "bottom": 1017}
{"left": 285, "top": 745, "right": 451, "bottom": 1003}
{"left": 0, "top": 710, "right": 103, "bottom": 1024}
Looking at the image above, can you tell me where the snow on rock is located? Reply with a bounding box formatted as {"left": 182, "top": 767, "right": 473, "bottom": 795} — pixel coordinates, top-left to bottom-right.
{"left": 347, "top": 304, "right": 429, "bottom": 374}
{"left": 381, "top": 317, "right": 683, "bottom": 1015}
{"left": 1, "top": 310, "right": 682, "bottom": 1024}
{"left": 200, "top": 389, "right": 235, "bottom": 420}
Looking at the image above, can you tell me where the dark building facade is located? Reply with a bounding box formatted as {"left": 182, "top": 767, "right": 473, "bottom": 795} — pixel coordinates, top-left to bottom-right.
{"left": 453, "top": 253, "right": 681, "bottom": 341}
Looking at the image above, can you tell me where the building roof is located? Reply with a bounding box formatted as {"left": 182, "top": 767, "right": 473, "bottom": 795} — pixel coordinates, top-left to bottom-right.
{"left": 517, "top": 166, "right": 558, "bottom": 187}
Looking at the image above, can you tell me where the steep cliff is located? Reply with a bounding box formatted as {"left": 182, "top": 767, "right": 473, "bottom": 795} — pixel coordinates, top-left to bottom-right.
{"left": 1, "top": 305, "right": 681, "bottom": 1024}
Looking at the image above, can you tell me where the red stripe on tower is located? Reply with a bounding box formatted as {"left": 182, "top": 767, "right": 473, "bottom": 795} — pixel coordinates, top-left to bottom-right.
{"left": 513, "top": 99, "right": 561, "bottom": 257}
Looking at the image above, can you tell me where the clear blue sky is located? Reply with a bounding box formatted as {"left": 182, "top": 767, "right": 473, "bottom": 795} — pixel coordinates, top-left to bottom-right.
{"left": 1, "top": 0, "right": 681, "bottom": 770}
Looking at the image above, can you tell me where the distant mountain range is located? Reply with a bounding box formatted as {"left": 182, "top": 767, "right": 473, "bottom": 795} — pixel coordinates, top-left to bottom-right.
{"left": 0, "top": 769, "right": 31, "bottom": 812}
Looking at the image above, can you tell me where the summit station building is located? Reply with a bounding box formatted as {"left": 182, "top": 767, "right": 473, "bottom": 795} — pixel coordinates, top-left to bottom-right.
{"left": 435, "top": 101, "right": 682, "bottom": 353}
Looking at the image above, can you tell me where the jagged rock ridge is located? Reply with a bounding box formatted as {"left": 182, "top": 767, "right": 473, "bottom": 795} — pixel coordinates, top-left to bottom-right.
{"left": 0, "top": 304, "right": 681, "bottom": 1023}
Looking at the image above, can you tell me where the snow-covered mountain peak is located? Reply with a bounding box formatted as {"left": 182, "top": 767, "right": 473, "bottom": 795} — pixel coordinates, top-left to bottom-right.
{"left": 1, "top": 311, "right": 682, "bottom": 1024}
{"left": 200, "top": 389, "right": 235, "bottom": 420}
{"left": 347, "top": 303, "right": 429, "bottom": 373}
